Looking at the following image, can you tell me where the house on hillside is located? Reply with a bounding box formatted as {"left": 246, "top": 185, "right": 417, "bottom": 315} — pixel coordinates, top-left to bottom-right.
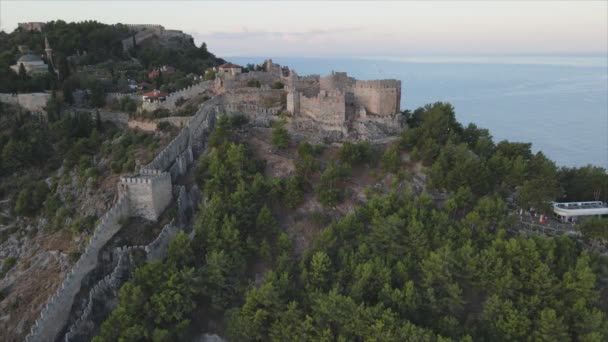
{"left": 216, "top": 63, "right": 242, "bottom": 76}
{"left": 142, "top": 89, "right": 168, "bottom": 102}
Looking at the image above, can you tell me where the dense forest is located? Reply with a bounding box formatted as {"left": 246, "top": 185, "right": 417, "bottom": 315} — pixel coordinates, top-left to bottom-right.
{"left": 92, "top": 104, "right": 608, "bottom": 341}
{"left": 0, "top": 20, "right": 223, "bottom": 93}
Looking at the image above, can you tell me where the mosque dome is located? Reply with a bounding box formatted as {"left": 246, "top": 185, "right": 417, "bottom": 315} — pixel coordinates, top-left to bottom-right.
{"left": 17, "top": 54, "right": 43, "bottom": 63}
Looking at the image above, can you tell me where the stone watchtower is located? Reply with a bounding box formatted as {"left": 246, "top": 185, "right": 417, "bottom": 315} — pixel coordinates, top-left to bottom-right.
{"left": 118, "top": 170, "right": 172, "bottom": 221}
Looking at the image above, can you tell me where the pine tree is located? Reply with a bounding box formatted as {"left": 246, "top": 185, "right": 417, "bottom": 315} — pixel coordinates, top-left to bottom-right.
{"left": 156, "top": 69, "right": 163, "bottom": 90}
{"left": 18, "top": 63, "right": 27, "bottom": 81}
{"left": 531, "top": 309, "right": 569, "bottom": 341}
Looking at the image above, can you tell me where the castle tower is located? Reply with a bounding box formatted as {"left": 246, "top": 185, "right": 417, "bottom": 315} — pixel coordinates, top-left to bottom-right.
{"left": 119, "top": 171, "right": 172, "bottom": 221}
{"left": 44, "top": 36, "right": 54, "bottom": 69}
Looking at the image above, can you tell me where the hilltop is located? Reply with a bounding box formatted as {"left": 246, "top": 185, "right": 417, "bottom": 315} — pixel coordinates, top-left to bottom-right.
{"left": 0, "top": 20, "right": 607, "bottom": 342}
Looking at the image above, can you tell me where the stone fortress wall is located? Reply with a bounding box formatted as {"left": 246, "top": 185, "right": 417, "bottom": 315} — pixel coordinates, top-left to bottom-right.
{"left": 26, "top": 195, "right": 131, "bottom": 342}
{"left": 297, "top": 90, "right": 347, "bottom": 132}
{"left": 62, "top": 218, "right": 185, "bottom": 341}
{"left": 0, "top": 93, "right": 50, "bottom": 114}
{"left": 119, "top": 171, "right": 172, "bottom": 221}
{"left": 121, "top": 24, "right": 193, "bottom": 52}
{"left": 63, "top": 186, "right": 193, "bottom": 342}
{"left": 124, "top": 24, "right": 164, "bottom": 32}
{"left": 287, "top": 70, "right": 402, "bottom": 128}
{"left": 215, "top": 59, "right": 403, "bottom": 139}
{"left": 141, "top": 81, "right": 213, "bottom": 112}
{"left": 106, "top": 92, "right": 142, "bottom": 104}
{"left": 26, "top": 88, "right": 222, "bottom": 342}
{"left": 351, "top": 79, "right": 401, "bottom": 118}
{"left": 26, "top": 57, "right": 405, "bottom": 341}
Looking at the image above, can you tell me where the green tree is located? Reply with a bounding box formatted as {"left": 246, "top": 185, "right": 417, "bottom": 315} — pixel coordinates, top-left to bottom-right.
{"left": 271, "top": 120, "right": 289, "bottom": 149}
{"left": 531, "top": 308, "right": 569, "bottom": 341}
{"left": 382, "top": 144, "right": 401, "bottom": 173}
{"left": 89, "top": 81, "right": 106, "bottom": 108}
{"left": 316, "top": 162, "right": 350, "bottom": 207}
{"left": 304, "top": 251, "right": 332, "bottom": 291}
{"left": 18, "top": 63, "right": 27, "bottom": 81}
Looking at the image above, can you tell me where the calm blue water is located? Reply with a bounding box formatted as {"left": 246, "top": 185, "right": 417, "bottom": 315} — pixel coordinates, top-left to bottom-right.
{"left": 230, "top": 56, "right": 608, "bottom": 168}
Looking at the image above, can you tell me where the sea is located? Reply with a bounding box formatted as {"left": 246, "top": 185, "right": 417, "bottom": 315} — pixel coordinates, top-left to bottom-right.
{"left": 229, "top": 56, "right": 608, "bottom": 169}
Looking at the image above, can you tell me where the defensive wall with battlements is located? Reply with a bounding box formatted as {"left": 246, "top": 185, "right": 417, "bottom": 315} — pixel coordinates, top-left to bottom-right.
{"left": 141, "top": 81, "right": 212, "bottom": 112}
{"left": 62, "top": 186, "right": 193, "bottom": 342}
{"left": 25, "top": 57, "right": 405, "bottom": 341}
{"left": 106, "top": 92, "right": 142, "bottom": 104}
{"left": 288, "top": 71, "right": 401, "bottom": 120}
{"left": 25, "top": 91, "right": 222, "bottom": 342}
{"left": 121, "top": 24, "right": 192, "bottom": 52}
{"left": 0, "top": 93, "right": 50, "bottom": 114}
{"left": 119, "top": 171, "right": 172, "bottom": 221}
{"left": 213, "top": 59, "right": 403, "bottom": 139}
{"left": 26, "top": 195, "right": 130, "bottom": 342}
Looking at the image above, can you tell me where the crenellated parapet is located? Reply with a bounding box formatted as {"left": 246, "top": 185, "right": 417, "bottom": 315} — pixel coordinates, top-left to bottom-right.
{"left": 26, "top": 83, "right": 224, "bottom": 342}
{"left": 141, "top": 81, "right": 212, "bottom": 112}
{"left": 284, "top": 67, "right": 402, "bottom": 131}
{"left": 119, "top": 172, "right": 172, "bottom": 221}
{"left": 353, "top": 79, "right": 401, "bottom": 89}
{"left": 62, "top": 216, "right": 183, "bottom": 341}
{"left": 143, "top": 127, "right": 191, "bottom": 173}
{"left": 26, "top": 194, "right": 130, "bottom": 342}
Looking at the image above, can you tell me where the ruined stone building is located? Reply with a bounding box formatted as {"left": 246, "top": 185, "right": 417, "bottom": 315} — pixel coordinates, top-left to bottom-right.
{"left": 121, "top": 25, "right": 193, "bottom": 52}
{"left": 214, "top": 59, "right": 404, "bottom": 139}
{"left": 285, "top": 70, "right": 401, "bottom": 132}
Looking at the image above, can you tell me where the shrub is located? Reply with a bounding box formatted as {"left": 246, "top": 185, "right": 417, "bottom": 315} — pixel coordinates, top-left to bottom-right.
{"left": 283, "top": 177, "right": 304, "bottom": 209}
{"left": 157, "top": 121, "right": 172, "bottom": 132}
{"left": 152, "top": 108, "right": 171, "bottom": 118}
{"left": 271, "top": 120, "right": 289, "bottom": 149}
{"left": 316, "top": 162, "right": 351, "bottom": 207}
{"left": 339, "top": 141, "right": 373, "bottom": 165}
{"left": 382, "top": 144, "right": 401, "bottom": 173}
{"left": 175, "top": 97, "right": 186, "bottom": 107}
{"left": 246, "top": 80, "right": 261, "bottom": 88}
{"left": 1, "top": 257, "right": 17, "bottom": 278}
{"left": 204, "top": 70, "right": 216, "bottom": 80}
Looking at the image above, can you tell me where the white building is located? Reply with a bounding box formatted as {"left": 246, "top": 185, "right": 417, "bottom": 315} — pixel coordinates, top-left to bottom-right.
{"left": 552, "top": 201, "right": 608, "bottom": 222}
{"left": 216, "top": 62, "right": 242, "bottom": 76}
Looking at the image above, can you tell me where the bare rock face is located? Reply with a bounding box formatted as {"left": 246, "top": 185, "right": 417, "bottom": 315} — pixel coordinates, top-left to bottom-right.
{"left": 0, "top": 164, "right": 117, "bottom": 341}
{"left": 0, "top": 226, "right": 74, "bottom": 341}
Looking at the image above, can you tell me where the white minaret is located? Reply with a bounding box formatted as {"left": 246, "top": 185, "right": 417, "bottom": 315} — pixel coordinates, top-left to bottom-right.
{"left": 44, "top": 35, "right": 54, "bottom": 69}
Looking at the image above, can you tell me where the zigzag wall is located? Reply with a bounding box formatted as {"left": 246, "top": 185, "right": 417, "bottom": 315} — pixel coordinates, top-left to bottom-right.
{"left": 25, "top": 195, "right": 130, "bottom": 342}
{"left": 25, "top": 86, "right": 263, "bottom": 342}
{"left": 63, "top": 186, "right": 192, "bottom": 342}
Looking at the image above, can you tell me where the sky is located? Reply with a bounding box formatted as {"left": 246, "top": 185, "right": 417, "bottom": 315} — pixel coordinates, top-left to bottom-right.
{"left": 1, "top": 1, "right": 607, "bottom": 58}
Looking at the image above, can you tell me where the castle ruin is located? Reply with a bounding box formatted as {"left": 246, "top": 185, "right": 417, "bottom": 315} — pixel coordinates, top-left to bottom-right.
{"left": 214, "top": 59, "right": 404, "bottom": 139}
{"left": 286, "top": 70, "right": 401, "bottom": 129}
